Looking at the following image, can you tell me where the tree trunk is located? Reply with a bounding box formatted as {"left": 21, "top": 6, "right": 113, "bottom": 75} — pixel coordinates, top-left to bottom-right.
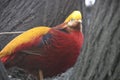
{"left": 70, "top": 0, "right": 120, "bottom": 80}
{"left": 0, "top": 61, "right": 9, "bottom": 80}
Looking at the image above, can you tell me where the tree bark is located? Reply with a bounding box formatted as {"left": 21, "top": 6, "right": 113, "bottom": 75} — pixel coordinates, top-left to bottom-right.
{"left": 70, "top": 0, "right": 120, "bottom": 80}
{"left": 0, "top": 61, "right": 9, "bottom": 80}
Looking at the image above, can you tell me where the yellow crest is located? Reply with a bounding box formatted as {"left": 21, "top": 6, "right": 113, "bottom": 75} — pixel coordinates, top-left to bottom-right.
{"left": 64, "top": 10, "right": 82, "bottom": 23}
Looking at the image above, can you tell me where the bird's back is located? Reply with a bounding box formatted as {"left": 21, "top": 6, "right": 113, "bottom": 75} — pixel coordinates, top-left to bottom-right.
{"left": 1, "top": 28, "right": 83, "bottom": 77}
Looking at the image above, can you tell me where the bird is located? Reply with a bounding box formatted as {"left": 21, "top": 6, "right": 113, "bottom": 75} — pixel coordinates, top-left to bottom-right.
{"left": 0, "top": 11, "right": 84, "bottom": 78}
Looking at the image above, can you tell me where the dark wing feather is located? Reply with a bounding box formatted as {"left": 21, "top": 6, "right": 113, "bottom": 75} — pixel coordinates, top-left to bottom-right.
{"left": 19, "top": 33, "right": 53, "bottom": 56}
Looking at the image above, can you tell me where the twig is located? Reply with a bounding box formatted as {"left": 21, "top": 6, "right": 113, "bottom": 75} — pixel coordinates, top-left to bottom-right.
{"left": 0, "top": 31, "right": 25, "bottom": 35}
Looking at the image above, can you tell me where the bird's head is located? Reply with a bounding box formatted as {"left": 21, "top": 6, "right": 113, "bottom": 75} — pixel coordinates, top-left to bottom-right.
{"left": 66, "top": 19, "right": 82, "bottom": 32}
{"left": 54, "top": 10, "right": 83, "bottom": 32}
{"left": 64, "top": 11, "right": 83, "bottom": 32}
{"left": 61, "top": 19, "right": 82, "bottom": 33}
{"left": 64, "top": 10, "right": 82, "bottom": 23}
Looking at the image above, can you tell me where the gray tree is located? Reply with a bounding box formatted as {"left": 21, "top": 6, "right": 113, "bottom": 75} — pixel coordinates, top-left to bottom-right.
{"left": 0, "top": 62, "right": 9, "bottom": 80}
{"left": 70, "top": 0, "right": 120, "bottom": 80}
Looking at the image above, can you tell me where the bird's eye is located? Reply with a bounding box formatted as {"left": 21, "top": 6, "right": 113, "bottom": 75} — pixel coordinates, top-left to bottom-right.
{"left": 78, "top": 20, "right": 82, "bottom": 23}
{"left": 70, "top": 19, "right": 75, "bottom": 21}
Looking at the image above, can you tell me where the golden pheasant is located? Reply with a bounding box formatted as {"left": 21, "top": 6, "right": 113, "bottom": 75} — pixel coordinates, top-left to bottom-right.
{"left": 0, "top": 11, "right": 84, "bottom": 78}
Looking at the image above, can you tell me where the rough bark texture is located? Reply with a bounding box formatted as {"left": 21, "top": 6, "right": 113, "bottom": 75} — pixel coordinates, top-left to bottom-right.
{"left": 0, "top": 61, "right": 9, "bottom": 80}
{"left": 70, "top": 0, "right": 120, "bottom": 80}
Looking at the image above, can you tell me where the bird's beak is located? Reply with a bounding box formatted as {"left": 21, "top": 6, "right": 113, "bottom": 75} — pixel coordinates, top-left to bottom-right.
{"left": 80, "top": 22, "right": 83, "bottom": 32}
{"left": 78, "top": 19, "right": 83, "bottom": 32}
{"left": 78, "top": 20, "right": 82, "bottom": 23}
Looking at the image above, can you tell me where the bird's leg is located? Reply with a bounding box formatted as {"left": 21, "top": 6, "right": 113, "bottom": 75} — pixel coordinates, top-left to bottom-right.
{"left": 38, "top": 70, "right": 44, "bottom": 80}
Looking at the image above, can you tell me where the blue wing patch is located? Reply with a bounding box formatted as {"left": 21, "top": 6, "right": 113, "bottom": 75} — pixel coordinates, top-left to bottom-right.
{"left": 38, "top": 33, "right": 52, "bottom": 47}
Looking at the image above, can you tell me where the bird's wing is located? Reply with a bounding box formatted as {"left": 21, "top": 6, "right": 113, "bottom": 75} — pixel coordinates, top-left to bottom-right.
{"left": 19, "top": 32, "right": 53, "bottom": 56}
{"left": 0, "top": 26, "right": 51, "bottom": 58}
